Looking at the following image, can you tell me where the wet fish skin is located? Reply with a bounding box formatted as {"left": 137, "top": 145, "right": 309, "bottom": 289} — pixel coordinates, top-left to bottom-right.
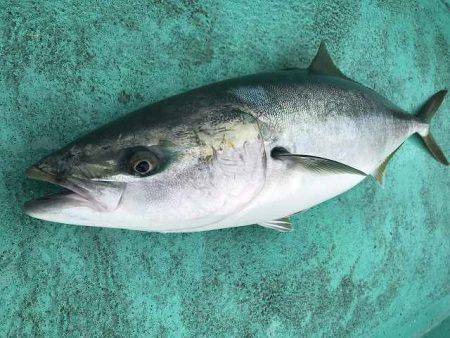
{"left": 24, "top": 44, "right": 447, "bottom": 232}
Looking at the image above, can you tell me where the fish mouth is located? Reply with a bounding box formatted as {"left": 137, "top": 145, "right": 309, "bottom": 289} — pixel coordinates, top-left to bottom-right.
{"left": 26, "top": 166, "right": 93, "bottom": 201}
{"left": 24, "top": 166, "right": 124, "bottom": 222}
{"left": 23, "top": 166, "right": 95, "bottom": 219}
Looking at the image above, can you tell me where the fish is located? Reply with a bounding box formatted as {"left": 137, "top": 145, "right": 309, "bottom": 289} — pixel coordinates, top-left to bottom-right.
{"left": 24, "top": 42, "right": 448, "bottom": 233}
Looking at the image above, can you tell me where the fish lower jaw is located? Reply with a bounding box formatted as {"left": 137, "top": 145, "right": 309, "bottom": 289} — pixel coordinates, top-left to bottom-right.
{"left": 23, "top": 190, "right": 94, "bottom": 220}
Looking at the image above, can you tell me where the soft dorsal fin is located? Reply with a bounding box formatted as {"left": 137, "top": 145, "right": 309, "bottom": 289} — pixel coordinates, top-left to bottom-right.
{"left": 309, "top": 42, "right": 348, "bottom": 80}
{"left": 258, "top": 217, "right": 293, "bottom": 232}
{"left": 373, "top": 145, "right": 402, "bottom": 184}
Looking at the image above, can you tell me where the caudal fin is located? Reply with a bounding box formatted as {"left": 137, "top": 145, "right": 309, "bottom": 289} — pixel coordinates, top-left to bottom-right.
{"left": 416, "top": 90, "right": 449, "bottom": 165}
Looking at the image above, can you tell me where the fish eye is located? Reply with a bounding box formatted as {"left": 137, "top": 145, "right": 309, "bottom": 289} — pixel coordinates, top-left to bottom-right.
{"left": 133, "top": 159, "right": 152, "bottom": 174}
{"left": 129, "top": 150, "right": 159, "bottom": 176}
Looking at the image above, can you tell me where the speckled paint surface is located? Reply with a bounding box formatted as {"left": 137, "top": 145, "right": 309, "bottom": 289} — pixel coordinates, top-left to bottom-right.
{"left": 0, "top": 0, "right": 449, "bottom": 336}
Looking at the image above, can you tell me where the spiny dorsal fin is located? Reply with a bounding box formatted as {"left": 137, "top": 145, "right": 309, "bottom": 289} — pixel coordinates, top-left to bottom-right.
{"left": 373, "top": 146, "right": 402, "bottom": 184}
{"left": 309, "top": 42, "right": 348, "bottom": 80}
{"left": 258, "top": 217, "right": 293, "bottom": 232}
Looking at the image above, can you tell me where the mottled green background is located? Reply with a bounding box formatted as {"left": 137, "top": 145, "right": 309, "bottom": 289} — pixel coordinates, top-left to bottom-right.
{"left": 0, "top": 0, "right": 449, "bottom": 337}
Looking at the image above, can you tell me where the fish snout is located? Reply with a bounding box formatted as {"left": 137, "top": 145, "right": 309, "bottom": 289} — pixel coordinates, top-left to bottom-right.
{"left": 26, "top": 165, "right": 61, "bottom": 185}
{"left": 28, "top": 147, "right": 76, "bottom": 180}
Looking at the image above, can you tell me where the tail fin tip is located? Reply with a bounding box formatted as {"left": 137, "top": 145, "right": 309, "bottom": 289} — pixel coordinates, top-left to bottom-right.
{"left": 416, "top": 90, "right": 448, "bottom": 166}
{"left": 421, "top": 133, "right": 449, "bottom": 166}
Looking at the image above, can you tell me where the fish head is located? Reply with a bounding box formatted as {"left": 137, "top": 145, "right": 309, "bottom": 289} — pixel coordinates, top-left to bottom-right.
{"left": 24, "top": 104, "right": 267, "bottom": 231}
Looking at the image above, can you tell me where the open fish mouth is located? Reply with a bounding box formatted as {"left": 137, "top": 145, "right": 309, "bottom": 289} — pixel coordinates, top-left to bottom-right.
{"left": 26, "top": 166, "right": 94, "bottom": 202}
{"left": 23, "top": 167, "right": 124, "bottom": 222}
{"left": 23, "top": 166, "right": 96, "bottom": 219}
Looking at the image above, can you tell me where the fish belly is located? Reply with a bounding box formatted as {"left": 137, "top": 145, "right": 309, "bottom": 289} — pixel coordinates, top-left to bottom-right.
{"left": 226, "top": 165, "right": 365, "bottom": 228}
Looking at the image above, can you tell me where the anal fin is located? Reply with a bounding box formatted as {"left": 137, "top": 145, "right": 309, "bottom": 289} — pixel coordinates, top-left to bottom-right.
{"left": 373, "top": 146, "right": 401, "bottom": 184}
{"left": 258, "top": 217, "right": 293, "bottom": 232}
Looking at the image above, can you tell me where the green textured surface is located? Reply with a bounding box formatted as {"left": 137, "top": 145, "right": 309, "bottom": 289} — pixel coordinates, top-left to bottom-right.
{"left": 0, "top": 0, "right": 449, "bottom": 336}
{"left": 424, "top": 316, "right": 450, "bottom": 338}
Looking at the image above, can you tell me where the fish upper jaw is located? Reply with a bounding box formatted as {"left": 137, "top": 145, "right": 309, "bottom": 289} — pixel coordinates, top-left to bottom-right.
{"left": 24, "top": 166, "right": 125, "bottom": 222}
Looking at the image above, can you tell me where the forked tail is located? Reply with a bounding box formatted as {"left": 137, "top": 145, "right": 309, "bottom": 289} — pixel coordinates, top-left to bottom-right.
{"left": 416, "top": 90, "right": 449, "bottom": 165}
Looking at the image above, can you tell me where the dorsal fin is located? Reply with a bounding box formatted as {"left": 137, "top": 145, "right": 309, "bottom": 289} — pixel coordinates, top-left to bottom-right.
{"left": 309, "top": 42, "right": 348, "bottom": 80}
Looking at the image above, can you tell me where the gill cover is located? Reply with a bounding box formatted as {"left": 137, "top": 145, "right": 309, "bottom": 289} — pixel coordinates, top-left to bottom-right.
{"left": 151, "top": 108, "right": 268, "bottom": 230}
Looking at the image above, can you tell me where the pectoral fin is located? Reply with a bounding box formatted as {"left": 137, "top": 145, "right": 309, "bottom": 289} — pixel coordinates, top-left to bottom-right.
{"left": 258, "top": 217, "right": 293, "bottom": 232}
{"left": 271, "top": 147, "right": 367, "bottom": 176}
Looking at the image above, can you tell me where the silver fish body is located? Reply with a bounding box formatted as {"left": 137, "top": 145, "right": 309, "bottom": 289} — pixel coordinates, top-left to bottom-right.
{"left": 24, "top": 44, "right": 447, "bottom": 232}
